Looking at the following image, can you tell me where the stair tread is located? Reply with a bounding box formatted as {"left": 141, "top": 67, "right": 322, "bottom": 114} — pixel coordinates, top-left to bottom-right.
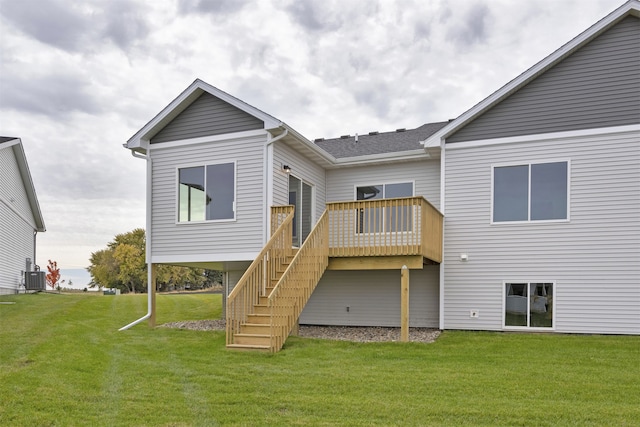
{"left": 234, "top": 333, "right": 270, "bottom": 338}
{"left": 227, "top": 344, "right": 270, "bottom": 350}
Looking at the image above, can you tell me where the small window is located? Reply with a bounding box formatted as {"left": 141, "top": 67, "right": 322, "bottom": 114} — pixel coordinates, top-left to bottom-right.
{"left": 356, "top": 182, "right": 413, "bottom": 233}
{"left": 505, "top": 282, "right": 553, "bottom": 328}
{"left": 178, "top": 162, "right": 235, "bottom": 222}
{"left": 493, "top": 162, "right": 568, "bottom": 223}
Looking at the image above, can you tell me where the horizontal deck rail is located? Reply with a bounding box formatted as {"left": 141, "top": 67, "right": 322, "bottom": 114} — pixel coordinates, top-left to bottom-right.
{"left": 326, "top": 197, "right": 443, "bottom": 263}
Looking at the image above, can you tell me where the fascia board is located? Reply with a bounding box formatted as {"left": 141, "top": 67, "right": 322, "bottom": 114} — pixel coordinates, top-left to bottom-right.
{"left": 281, "top": 123, "right": 337, "bottom": 167}
{"left": 126, "top": 79, "right": 283, "bottom": 150}
{"left": 9, "top": 140, "right": 46, "bottom": 231}
{"left": 420, "top": 1, "right": 640, "bottom": 148}
{"left": 332, "top": 149, "right": 433, "bottom": 167}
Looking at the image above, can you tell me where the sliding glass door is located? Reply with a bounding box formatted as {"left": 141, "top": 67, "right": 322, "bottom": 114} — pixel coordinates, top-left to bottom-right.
{"left": 289, "top": 175, "right": 313, "bottom": 247}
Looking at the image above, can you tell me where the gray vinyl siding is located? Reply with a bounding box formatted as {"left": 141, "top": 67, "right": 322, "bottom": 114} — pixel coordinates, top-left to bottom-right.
{"left": 300, "top": 266, "right": 440, "bottom": 327}
{"left": 150, "top": 92, "right": 264, "bottom": 143}
{"left": 326, "top": 159, "right": 441, "bottom": 209}
{"left": 272, "top": 142, "right": 326, "bottom": 221}
{"left": 448, "top": 16, "right": 640, "bottom": 143}
{"left": 443, "top": 129, "right": 640, "bottom": 334}
{"left": 0, "top": 147, "right": 36, "bottom": 293}
{"left": 149, "top": 133, "right": 266, "bottom": 260}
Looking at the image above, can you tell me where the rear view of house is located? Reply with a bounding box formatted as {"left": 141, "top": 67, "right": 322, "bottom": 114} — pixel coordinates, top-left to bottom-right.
{"left": 0, "top": 137, "right": 46, "bottom": 294}
{"left": 125, "top": 1, "right": 639, "bottom": 351}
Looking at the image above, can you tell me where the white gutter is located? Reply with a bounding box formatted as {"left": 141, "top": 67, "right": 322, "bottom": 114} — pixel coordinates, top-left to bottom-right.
{"left": 263, "top": 128, "right": 288, "bottom": 244}
{"left": 439, "top": 137, "right": 446, "bottom": 331}
{"left": 119, "top": 148, "right": 153, "bottom": 331}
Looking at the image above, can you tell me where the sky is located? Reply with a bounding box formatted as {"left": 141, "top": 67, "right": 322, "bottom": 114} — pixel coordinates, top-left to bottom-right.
{"left": 0, "top": 0, "right": 625, "bottom": 285}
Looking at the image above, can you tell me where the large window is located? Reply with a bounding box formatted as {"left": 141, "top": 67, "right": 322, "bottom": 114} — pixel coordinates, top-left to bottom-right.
{"left": 493, "top": 161, "right": 568, "bottom": 222}
{"left": 504, "top": 282, "right": 554, "bottom": 328}
{"left": 356, "top": 182, "right": 413, "bottom": 233}
{"left": 178, "top": 162, "right": 235, "bottom": 222}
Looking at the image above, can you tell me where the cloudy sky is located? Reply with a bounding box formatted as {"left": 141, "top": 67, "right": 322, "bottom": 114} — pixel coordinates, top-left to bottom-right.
{"left": 0, "top": 0, "right": 624, "bottom": 280}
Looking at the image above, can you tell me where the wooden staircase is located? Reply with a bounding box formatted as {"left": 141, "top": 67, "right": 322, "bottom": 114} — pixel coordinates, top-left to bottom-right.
{"left": 226, "top": 207, "right": 329, "bottom": 353}
{"left": 226, "top": 255, "right": 294, "bottom": 351}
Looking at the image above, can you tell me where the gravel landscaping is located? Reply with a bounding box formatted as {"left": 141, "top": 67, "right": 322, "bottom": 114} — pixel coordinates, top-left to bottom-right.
{"left": 161, "top": 320, "right": 441, "bottom": 343}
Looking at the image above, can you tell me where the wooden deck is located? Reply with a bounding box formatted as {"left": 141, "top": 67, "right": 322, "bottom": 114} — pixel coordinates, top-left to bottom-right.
{"left": 226, "top": 198, "right": 443, "bottom": 352}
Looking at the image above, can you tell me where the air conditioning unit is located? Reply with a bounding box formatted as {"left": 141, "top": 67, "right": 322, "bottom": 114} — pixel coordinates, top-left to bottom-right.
{"left": 24, "top": 271, "right": 46, "bottom": 291}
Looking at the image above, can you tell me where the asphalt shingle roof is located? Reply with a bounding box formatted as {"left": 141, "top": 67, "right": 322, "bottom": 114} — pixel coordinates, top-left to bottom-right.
{"left": 313, "top": 122, "right": 448, "bottom": 159}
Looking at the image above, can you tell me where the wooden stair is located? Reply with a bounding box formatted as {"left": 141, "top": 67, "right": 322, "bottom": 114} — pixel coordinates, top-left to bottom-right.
{"left": 226, "top": 262, "right": 291, "bottom": 352}
{"left": 227, "top": 207, "right": 329, "bottom": 353}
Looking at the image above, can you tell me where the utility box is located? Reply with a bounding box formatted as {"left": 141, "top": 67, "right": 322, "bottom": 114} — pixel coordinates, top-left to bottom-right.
{"left": 24, "top": 271, "right": 46, "bottom": 291}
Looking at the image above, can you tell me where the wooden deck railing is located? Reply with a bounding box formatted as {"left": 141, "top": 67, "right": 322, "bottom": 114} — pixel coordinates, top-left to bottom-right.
{"left": 268, "top": 210, "right": 329, "bottom": 352}
{"left": 226, "top": 206, "right": 294, "bottom": 347}
{"left": 326, "top": 197, "right": 443, "bottom": 263}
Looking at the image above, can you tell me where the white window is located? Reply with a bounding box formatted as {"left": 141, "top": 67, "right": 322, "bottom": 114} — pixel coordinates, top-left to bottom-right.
{"left": 493, "top": 161, "right": 568, "bottom": 222}
{"left": 504, "top": 282, "right": 554, "bottom": 328}
{"left": 178, "top": 162, "right": 235, "bottom": 222}
{"left": 355, "top": 182, "right": 413, "bottom": 233}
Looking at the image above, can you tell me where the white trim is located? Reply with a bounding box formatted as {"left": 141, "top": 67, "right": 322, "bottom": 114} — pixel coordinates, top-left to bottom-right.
{"left": 127, "top": 79, "right": 282, "bottom": 150}
{"left": 445, "top": 124, "right": 640, "bottom": 151}
{"left": 502, "top": 281, "right": 556, "bottom": 331}
{"left": 151, "top": 252, "right": 259, "bottom": 264}
{"left": 264, "top": 137, "right": 274, "bottom": 244}
{"left": 333, "top": 150, "right": 431, "bottom": 167}
{"left": 422, "top": 2, "right": 640, "bottom": 148}
{"left": 147, "top": 129, "right": 267, "bottom": 151}
{"left": 439, "top": 141, "right": 446, "bottom": 330}
{"left": 175, "top": 160, "right": 237, "bottom": 223}
{"left": 490, "top": 160, "right": 571, "bottom": 224}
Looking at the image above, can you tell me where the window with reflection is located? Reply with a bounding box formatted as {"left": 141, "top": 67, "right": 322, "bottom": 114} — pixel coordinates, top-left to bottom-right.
{"left": 178, "top": 163, "right": 235, "bottom": 222}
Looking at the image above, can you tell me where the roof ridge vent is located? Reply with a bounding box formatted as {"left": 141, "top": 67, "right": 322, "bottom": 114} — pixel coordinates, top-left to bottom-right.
{"left": 396, "top": 128, "right": 406, "bottom": 132}
{"left": 314, "top": 138, "right": 324, "bottom": 142}
{"left": 340, "top": 134, "right": 350, "bottom": 139}
{"left": 368, "top": 131, "right": 379, "bottom": 135}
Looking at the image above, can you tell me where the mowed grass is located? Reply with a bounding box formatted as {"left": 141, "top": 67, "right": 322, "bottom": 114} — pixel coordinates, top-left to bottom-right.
{"left": 0, "top": 293, "right": 638, "bottom": 426}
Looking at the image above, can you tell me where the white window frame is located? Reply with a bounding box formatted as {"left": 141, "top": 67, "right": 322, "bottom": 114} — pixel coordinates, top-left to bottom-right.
{"left": 175, "top": 160, "right": 237, "bottom": 224}
{"left": 353, "top": 180, "right": 415, "bottom": 234}
{"left": 490, "top": 160, "right": 570, "bottom": 224}
{"left": 502, "top": 280, "right": 556, "bottom": 331}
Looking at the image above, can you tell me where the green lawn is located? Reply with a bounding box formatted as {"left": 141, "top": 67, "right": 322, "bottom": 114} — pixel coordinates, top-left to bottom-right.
{"left": 1, "top": 293, "right": 638, "bottom": 426}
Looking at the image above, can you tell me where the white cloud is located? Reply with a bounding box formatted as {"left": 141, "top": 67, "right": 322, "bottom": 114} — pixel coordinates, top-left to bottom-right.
{"left": 0, "top": 0, "right": 624, "bottom": 271}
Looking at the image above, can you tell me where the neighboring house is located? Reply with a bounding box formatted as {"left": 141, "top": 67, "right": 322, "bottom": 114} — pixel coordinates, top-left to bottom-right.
{"left": 125, "top": 1, "right": 639, "bottom": 350}
{"left": 0, "top": 137, "right": 46, "bottom": 295}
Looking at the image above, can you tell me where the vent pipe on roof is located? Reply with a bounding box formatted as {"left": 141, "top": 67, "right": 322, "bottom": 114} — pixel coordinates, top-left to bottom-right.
{"left": 355, "top": 133, "right": 358, "bottom": 143}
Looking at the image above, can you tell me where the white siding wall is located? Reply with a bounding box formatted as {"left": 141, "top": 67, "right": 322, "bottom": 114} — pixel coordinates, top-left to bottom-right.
{"left": 149, "top": 133, "right": 266, "bottom": 261}
{"left": 444, "top": 129, "right": 640, "bottom": 334}
{"left": 300, "top": 266, "right": 440, "bottom": 327}
{"left": 0, "top": 147, "right": 36, "bottom": 293}
{"left": 325, "top": 159, "right": 441, "bottom": 208}
{"left": 272, "top": 141, "right": 326, "bottom": 220}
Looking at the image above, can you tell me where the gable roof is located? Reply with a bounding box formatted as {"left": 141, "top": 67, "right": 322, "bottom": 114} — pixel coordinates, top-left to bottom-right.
{"left": 315, "top": 122, "right": 448, "bottom": 159}
{"left": 126, "top": 79, "right": 283, "bottom": 153}
{"left": 0, "top": 137, "right": 46, "bottom": 232}
{"left": 422, "top": 0, "right": 640, "bottom": 147}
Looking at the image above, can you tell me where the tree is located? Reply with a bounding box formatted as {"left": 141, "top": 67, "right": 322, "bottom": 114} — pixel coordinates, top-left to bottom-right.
{"left": 46, "top": 260, "right": 65, "bottom": 290}
{"left": 87, "top": 229, "right": 219, "bottom": 293}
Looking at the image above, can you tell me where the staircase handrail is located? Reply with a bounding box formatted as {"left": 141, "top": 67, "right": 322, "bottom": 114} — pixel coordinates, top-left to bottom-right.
{"left": 267, "top": 210, "right": 329, "bottom": 352}
{"left": 226, "top": 206, "right": 294, "bottom": 346}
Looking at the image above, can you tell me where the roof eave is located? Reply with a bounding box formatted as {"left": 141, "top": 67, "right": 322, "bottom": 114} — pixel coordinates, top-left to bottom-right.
{"left": 125, "top": 79, "right": 283, "bottom": 153}
{"left": 421, "top": 0, "right": 640, "bottom": 147}
{"left": 2, "top": 138, "right": 46, "bottom": 232}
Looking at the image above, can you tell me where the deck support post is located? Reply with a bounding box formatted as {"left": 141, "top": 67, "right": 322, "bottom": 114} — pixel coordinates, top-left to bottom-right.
{"left": 401, "top": 265, "right": 409, "bottom": 342}
{"left": 149, "top": 263, "right": 157, "bottom": 327}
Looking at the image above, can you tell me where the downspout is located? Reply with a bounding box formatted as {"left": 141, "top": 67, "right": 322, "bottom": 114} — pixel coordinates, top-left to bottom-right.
{"left": 119, "top": 148, "right": 153, "bottom": 331}
{"left": 439, "top": 138, "right": 446, "bottom": 331}
{"left": 263, "top": 128, "right": 288, "bottom": 243}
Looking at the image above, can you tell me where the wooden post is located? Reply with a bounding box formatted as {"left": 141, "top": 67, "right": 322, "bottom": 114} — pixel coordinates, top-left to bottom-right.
{"left": 401, "top": 265, "right": 409, "bottom": 342}
{"left": 149, "top": 263, "right": 157, "bottom": 327}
